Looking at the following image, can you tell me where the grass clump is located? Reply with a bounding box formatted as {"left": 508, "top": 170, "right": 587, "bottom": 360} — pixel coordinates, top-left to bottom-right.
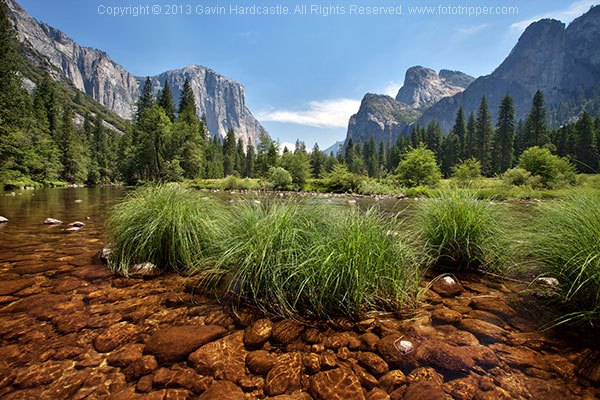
{"left": 107, "top": 185, "right": 224, "bottom": 275}
{"left": 210, "top": 200, "right": 420, "bottom": 319}
{"left": 533, "top": 190, "right": 600, "bottom": 325}
{"left": 415, "top": 190, "right": 508, "bottom": 271}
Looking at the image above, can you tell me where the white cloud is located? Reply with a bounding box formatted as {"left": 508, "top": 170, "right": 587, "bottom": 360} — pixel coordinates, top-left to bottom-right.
{"left": 510, "top": 0, "right": 597, "bottom": 33}
{"left": 257, "top": 98, "right": 361, "bottom": 128}
{"left": 383, "top": 81, "right": 402, "bottom": 97}
{"left": 456, "top": 23, "right": 489, "bottom": 36}
{"left": 278, "top": 142, "right": 296, "bottom": 154}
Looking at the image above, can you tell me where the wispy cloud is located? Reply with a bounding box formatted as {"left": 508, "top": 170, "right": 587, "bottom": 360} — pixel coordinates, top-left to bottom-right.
{"left": 257, "top": 98, "right": 361, "bottom": 128}
{"left": 510, "top": 0, "right": 597, "bottom": 33}
{"left": 456, "top": 23, "right": 489, "bottom": 36}
{"left": 383, "top": 81, "right": 402, "bottom": 97}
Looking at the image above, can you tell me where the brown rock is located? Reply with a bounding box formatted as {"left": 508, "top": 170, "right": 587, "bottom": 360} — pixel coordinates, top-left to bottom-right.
{"left": 466, "top": 310, "right": 505, "bottom": 327}
{"left": 459, "top": 319, "right": 507, "bottom": 344}
{"left": 360, "top": 333, "right": 380, "bottom": 351}
{"left": 271, "top": 320, "right": 305, "bottom": 344}
{"left": 302, "top": 352, "right": 322, "bottom": 374}
{"left": 576, "top": 349, "right": 600, "bottom": 382}
{"left": 264, "top": 352, "right": 303, "bottom": 396}
{"left": 198, "top": 380, "right": 245, "bottom": 400}
{"left": 269, "top": 393, "right": 313, "bottom": 400}
{"left": 416, "top": 340, "right": 474, "bottom": 373}
{"left": 145, "top": 325, "right": 226, "bottom": 364}
{"left": 445, "top": 330, "right": 480, "bottom": 346}
{"left": 247, "top": 350, "right": 278, "bottom": 375}
{"left": 490, "top": 343, "right": 538, "bottom": 368}
{"left": 323, "top": 332, "right": 361, "bottom": 350}
{"left": 375, "top": 334, "right": 417, "bottom": 369}
{"left": 463, "top": 346, "right": 500, "bottom": 368}
{"left": 94, "top": 322, "right": 141, "bottom": 353}
{"left": 243, "top": 318, "right": 272, "bottom": 347}
{"left": 189, "top": 331, "right": 247, "bottom": 383}
{"left": 358, "top": 352, "right": 389, "bottom": 376}
{"left": 136, "top": 375, "right": 154, "bottom": 393}
{"left": 367, "top": 387, "right": 391, "bottom": 400}
{"left": 470, "top": 298, "right": 515, "bottom": 319}
{"left": 55, "top": 311, "right": 89, "bottom": 333}
{"left": 404, "top": 380, "right": 447, "bottom": 400}
{"left": 153, "top": 367, "right": 212, "bottom": 393}
{"left": 431, "top": 276, "right": 463, "bottom": 298}
{"left": 351, "top": 362, "right": 378, "bottom": 390}
{"left": 107, "top": 344, "right": 145, "bottom": 368}
{"left": 13, "top": 361, "right": 66, "bottom": 388}
{"left": 431, "top": 308, "right": 462, "bottom": 325}
{"left": 309, "top": 367, "right": 366, "bottom": 400}
{"left": 444, "top": 377, "right": 477, "bottom": 400}
{"left": 377, "top": 370, "right": 406, "bottom": 393}
{"left": 406, "top": 367, "right": 443, "bottom": 385}
{"left": 123, "top": 355, "right": 158, "bottom": 381}
{"left": 0, "top": 278, "right": 35, "bottom": 296}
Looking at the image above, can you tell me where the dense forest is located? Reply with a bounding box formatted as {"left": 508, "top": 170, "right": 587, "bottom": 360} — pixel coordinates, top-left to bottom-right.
{"left": 1, "top": 0, "right": 599, "bottom": 190}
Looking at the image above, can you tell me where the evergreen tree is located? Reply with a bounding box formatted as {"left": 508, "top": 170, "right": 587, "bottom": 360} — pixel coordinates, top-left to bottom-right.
{"left": 157, "top": 81, "right": 176, "bottom": 122}
{"left": 452, "top": 107, "right": 467, "bottom": 158}
{"left": 440, "top": 134, "right": 460, "bottom": 177}
{"left": 136, "top": 77, "right": 154, "bottom": 121}
{"left": 178, "top": 79, "right": 196, "bottom": 116}
{"left": 59, "top": 105, "right": 87, "bottom": 183}
{"left": 475, "top": 96, "right": 494, "bottom": 175}
{"left": 493, "top": 95, "right": 515, "bottom": 173}
{"left": 378, "top": 141, "right": 386, "bottom": 175}
{"left": 309, "top": 143, "right": 327, "bottom": 178}
{"left": 135, "top": 105, "right": 172, "bottom": 181}
{"left": 574, "top": 111, "right": 598, "bottom": 173}
{"left": 204, "top": 136, "right": 224, "bottom": 178}
{"left": 222, "top": 129, "right": 238, "bottom": 176}
{"left": 244, "top": 143, "right": 255, "bottom": 178}
{"left": 465, "top": 112, "right": 477, "bottom": 158}
{"left": 363, "top": 135, "right": 379, "bottom": 177}
{"left": 425, "top": 122, "right": 442, "bottom": 161}
{"left": 524, "top": 90, "right": 549, "bottom": 147}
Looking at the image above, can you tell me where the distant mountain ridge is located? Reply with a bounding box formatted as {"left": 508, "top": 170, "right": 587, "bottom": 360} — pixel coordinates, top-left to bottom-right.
{"left": 6, "top": 0, "right": 265, "bottom": 146}
{"left": 346, "top": 66, "right": 474, "bottom": 145}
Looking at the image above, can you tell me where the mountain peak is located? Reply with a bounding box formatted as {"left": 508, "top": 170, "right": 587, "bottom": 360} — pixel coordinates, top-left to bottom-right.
{"left": 395, "top": 66, "right": 473, "bottom": 109}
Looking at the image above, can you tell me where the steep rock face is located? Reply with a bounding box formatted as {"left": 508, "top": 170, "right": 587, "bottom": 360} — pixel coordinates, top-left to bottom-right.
{"left": 6, "top": 0, "right": 265, "bottom": 145}
{"left": 418, "top": 5, "right": 600, "bottom": 131}
{"left": 395, "top": 66, "right": 471, "bottom": 109}
{"left": 346, "top": 67, "right": 473, "bottom": 145}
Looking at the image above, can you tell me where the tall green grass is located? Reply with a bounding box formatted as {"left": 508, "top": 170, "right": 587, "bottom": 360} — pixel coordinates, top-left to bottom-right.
{"left": 533, "top": 190, "right": 600, "bottom": 325}
{"left": 206, "top": 200, "right": 421, "bottom": 319}
{"left": 107, "top": 185, "right": 225, "bottom": 275}
{"left": 415, "top": 190, "right": 509, "bottom": 271}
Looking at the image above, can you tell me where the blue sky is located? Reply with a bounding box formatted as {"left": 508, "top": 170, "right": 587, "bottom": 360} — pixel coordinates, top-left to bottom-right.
{"left": 17, "top": 0, "right": 599, "bottom": 149}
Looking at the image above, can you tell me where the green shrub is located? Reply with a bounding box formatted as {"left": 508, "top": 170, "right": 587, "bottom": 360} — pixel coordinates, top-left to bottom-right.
{"left": 210, "top": 201, "right": 420, "bottom": 318}
{"left": 416, "top": 190, "right": 508, "bottom": 271}
{"left": 502, "top": 167, "right": 532, "bottom": 186}
{"left": 518, "top": 147, "right": 577, "bottom": 188}
{"left": 106, "top": 185, "right": 224, "bottom": 275}
{"left": 451, "top": 158, "right": 482, "bottom": 187}
{"left": 533, "top": 190, "right": 600, "bottom": 325}
{"left": 267, "top": 167, "right": 293, "bottom": 190}
{"left": 396, "top": 144, "right": 441, "bottom": 188}
{"left": 322, "top": 164, "right": 362, "bottom": 193}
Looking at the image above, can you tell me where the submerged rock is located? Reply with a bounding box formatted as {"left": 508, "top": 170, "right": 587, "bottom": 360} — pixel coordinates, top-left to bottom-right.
{"left": 65, "top": 227, "right": 81, "bottom": 233}
{"left": 129, "top": 262, "right": 161, "bottom": 277}
{"left": 43, "top": 218, "right": 63, "bottom": 225}
{"left": 68, "top": 221, "right": 86, "bottom": 227}
{"left": 100, "top": 247, "right": 112, "bottom": 263}
{"left": 431, "top": 276, "right": 463, "bottom": 297}
{"left": 309, "top": 368, "right": 365, "bottom": 400}
{"left": 144, "top": 325, "right": 227, "bottom": 364}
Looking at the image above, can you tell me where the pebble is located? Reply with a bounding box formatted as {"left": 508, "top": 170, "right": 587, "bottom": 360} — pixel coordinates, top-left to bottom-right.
{"left": 0, "top": 216, "right": 8, "bottom": 223}
{"left": 43, "top": 218, "right": 63, "bottom": 225}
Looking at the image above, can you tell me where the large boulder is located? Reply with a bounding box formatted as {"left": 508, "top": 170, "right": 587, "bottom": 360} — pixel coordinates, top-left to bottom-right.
{"left": 144, "top": 325, "right": 226, "bottom": 364}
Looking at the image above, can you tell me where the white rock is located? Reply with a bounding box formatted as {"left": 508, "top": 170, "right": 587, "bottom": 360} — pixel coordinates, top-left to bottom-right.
{"left": 129, "top": 262, "right": 161, "bottom": 277}
{"left": 100, "top": 248, "right": 112, "bottom": 263}
{"left": 74, "top": 199, "right": 83, "bottom": 203}
{"left": 65, "top": 227, "right": 81, "bottom": 232}
{"left": 44, "top": 218, "right": 63, "bottom": 225}
{"left": 0, "top": 216, "right": 8, "bottom": 223}
{"left": 535, "top": 277, "right": 559, "bottom": 288}
{"left": 348, "top": 199, "right": 357, "bottom": 204}
{"left": 442, "top": 276, "right": 457, "bottom": 285}
{"left": 394, "top": 339, "right": 414, "bottom": 355}
{"left": 68, "top": 221, "right": 86, "bottom": 227}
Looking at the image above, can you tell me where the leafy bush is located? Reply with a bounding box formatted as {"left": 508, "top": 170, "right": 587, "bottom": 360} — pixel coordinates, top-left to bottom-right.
{"left": 533, "top": 190, "right": 600, "bottom": 325}
{"left": 322, "top": 164, "right": 362, "bottom": 193}
{"left": 396, "top": 144, "right": 441, "bottom": 188}
{"left": 210, "top": 201, "right": 420, "bottom": 318}
{"left": 415, "top": 190, "right": 508, "bottom": 271}
{"left": 107, "top": 185, "right": 224, "bottom": 275}
{"left": 518, "top": 147, "right": 577, "bottom": 188}
{"left": 451, "top": 158, "right": 482, "bottom": 187}
{"left": 267, "top": 167, "right": 293, "bottom": 190}
{"left": 502, "top": 167, "right": 533, "bottom": 186}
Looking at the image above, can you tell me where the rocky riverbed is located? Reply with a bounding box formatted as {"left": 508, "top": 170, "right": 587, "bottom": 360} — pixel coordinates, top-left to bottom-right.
{"left": 2, "top": 242, "right": 600, "bottom": 399}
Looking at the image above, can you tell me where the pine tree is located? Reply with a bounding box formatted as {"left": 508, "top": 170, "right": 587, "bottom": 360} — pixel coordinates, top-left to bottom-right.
{"left": 574, "top": 111, "right": 598, "bottom": 173}
{"left": 441, "top": 134, "right": 460, "bottom": 176}
{"left": 378, "top": 141, "right": 386, "bottom": 174}
{"left": 223, "top": 129, "right": 238, "bottom": 176}
{"left": 452, "top": 108, "right": 467, "bottom": 159}
{"left": 60, "top": 105, "right": 87, "bottom": 183}
{"left": 136, "top": 77, "right": 154, "bottom": 121}
{"left": 524, "top": 90, "right": 549, "bottom": 147}
{"left": 178, "top": 79, "right": 196, "bottom": 116}
{"left": 0, "top": 0, "right": 30, "bottom": 129}
{"left": 245, "top": 143, "right": 255, "bottom": 178}
{"left": 493, "top": 95, "right": 515, "bottom": 173}
{"left": 309, "top": 143, "right": 327, "bottom": 178}
{"left": 157, "top": 81, "right": 176, "bottom": 122}
{"left": 465, "top": 112, "right": 477, "bottom": 158}
{"left": 425, "top": 122, "right": 442, "bottom": 161}
{"left": 204, "top": 136, "right": 224, "bottom": 178}
{"left": 475, "top": 96, "right": 494, "bottom": 175}
{"left": 364, "top": 135, "right": 379, "bottom": 177}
